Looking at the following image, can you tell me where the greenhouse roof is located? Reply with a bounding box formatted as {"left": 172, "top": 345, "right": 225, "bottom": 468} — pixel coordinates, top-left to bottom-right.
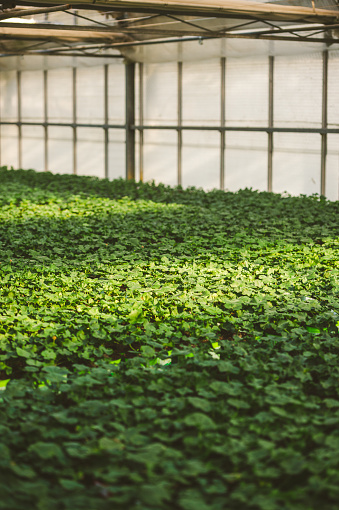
{"left": 0, "top": 0, "right": 338, "bottom": 62}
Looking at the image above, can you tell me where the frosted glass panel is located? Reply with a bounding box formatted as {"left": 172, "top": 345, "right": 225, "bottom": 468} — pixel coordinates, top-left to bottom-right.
{"left": 183, "top": 59, "right": 220, "bottom": 126}
{"left": 48, "top": 127, "right": 73, "bottom": 175}
{"left": 274, "top": 53, "right": 322, "bottom": 128}
{"left": 273, "top": 133, "right": 321, "bottom": 196}
{"left": 108, "top": 64, "right": 125, "bottom": 124}
{"left": 225, "top": 132, "right": 267, "bottom": 191}
{"left": 0, "top": 71, "right": 18, "bottom": 121}
{"left": 0, "top": 125, "right": 19, "bottom": 168}
{"left": 144, "top": 63, "right": 177, "bottom": 126}
{"left": 21, "top": 71, "right": 43, "bottom": 122}
{"left": 226, "top": 57, "right": 268, "bottom": 128}
{"left": 21, "top": 125, "right": 44, "bottom": 172}
{"left": 328, "top": 50, "right": 339, "bottom": 128}
{"left": 77, "top": 128, "right": 104, "bottom": 178}
{"left": 182, "top": 131, "right": 219, "bottom": 190}
{"left": 77, "top": 67, "right": 104, "bottom": 124}
{"left": 48, "top": 68, "right": 72, "bottom": 123}
{"left": 108, "top": 129, "right": 125, "bottom": 180}
{"left": 326, "top": 135, "right": 339, "bottom": 202}
{"left": 143, "top": 130, "right": 177, "bottom": 186}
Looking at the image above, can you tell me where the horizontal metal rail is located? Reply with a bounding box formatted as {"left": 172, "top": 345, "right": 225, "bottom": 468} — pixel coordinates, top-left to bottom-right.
{"left": 2, "top": 120, "right": 338, "bottom": 134}
{"left": 0, "top": 121, "right": 125, "bottom": 129}
{"left": 132, "top": 125, "right": 339, "bottom": 134}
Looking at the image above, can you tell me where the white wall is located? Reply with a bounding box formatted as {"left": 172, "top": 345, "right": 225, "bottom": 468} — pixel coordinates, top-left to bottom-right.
{"left": 0, "top": 51, "right": 338, "bottom": 200}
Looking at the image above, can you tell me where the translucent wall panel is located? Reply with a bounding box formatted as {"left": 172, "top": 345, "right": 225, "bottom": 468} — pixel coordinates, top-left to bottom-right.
{"left": 108, "top": 64, "right": 125, "bottom": 124}
{"left": 274, "top": 53, "right": 322, "bottom": 128}
{"left": 328, "top": 51, "right": 339, "bottom": 129}
{"left": 76, "top": 67, "right": 104, "bottom": 125}
{"left": 0, "top": 71, "right": 18, "bottom": 121}
{"left": 182, "top": 59, "right": 220, "bottom": 127}
{"left": 144, "top": 63, "right": 177, "bottom": 126}
{"left": 48, "top": 68, "right": 73, "bottom": 123}
{"left": 48, "top": 127, "right": 73, "bottom": 175}
{"left": 0, "top": 125, "right": 19, "bottom": 168}
{"left": 143, "top": 130, "right": 177, "bottom": 186}
{"left": 77, "top": 127, "right": 104, "bottom": 178}
{"left": 273, "top": 133, "right": 321, "bottom": 196}
{"left": 182, "top": 131, "right": 219, "bottom": 190}
{"left": 225, "top": 132, "right": 267, "bottom": 191}
{"left": 326, "top": 135, "right": 339, "bottom": 202}
{"left": 225, "top": 57, "right": 268, "bottom": 128}
{"left": 108, "top": 129, "right": 125, "bottom": 180}
{"left": 21, "top": 125, "right": 44, "bottom": 172}
{"left": 21, "top": 71, "right": 43, "bottom": 123}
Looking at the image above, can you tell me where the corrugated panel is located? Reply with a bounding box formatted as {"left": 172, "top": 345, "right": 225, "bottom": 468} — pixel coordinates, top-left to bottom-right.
{"left": 48, "top": 68, "right": 73, "bottom": 124}
{"left": 108, "top": 64, "right": 125, "bottom": 124}
{"left": 0, "top": 70, "right": 18, "bottom": 121}
{"left": 274, "top": 52, "right": 323, "bottom": 128}
{"left": 144, "top": 62, "right": 177, "bottom": 126}
{"left": 0, "top": 125, "right": 19, "bottom": 168}
{"left": 326, "top": 134, "right": 339, "bottom": 201}
{"left": 328, "top": 50, "right": 339, "bottom": 129}
{"left": 77, "top": 127, "right": 105, "bottom": 178}
{"left": 272, "top": 133, "right": 321, "bottom": 195}
{"left": 182, "top": 59, "right": 220, "bottom": 127}
{"left": 143, "top": 129, "right": 177, "bottom": 186}
{"left": 77, "top": 66, "right": 104, "bottom": 125}
{"left": 21, "top": 125, "right": 44, "bottom": 172}
{"left": 48, "top": 126, "right": 73, "bottom": 175}
{"left": 225, "top": 56, "right": 269, "bottom": 128}
{"left": 225, "top": 132, "right": 268, "bottom": 191}
{"left": 108, "top": 129, "right": 125, "bottom": 180}
{"left": 21, "top": 70, "right": 43, "bottom": 122}
{"left": 182, "top": 130, "right": 220, "bottom": 189}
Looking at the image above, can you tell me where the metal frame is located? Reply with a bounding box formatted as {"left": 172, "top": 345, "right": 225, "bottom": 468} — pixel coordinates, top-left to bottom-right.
{"left": 0, "top": 52, "right": 337, "bottom": 195}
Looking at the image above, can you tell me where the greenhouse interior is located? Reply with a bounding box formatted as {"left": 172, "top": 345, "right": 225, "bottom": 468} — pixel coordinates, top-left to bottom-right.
{"left": 1, "top": 2, "right": 339, "bottom": 510}
{"left": 0, "top": 0, "right": 338, "bottom": 198}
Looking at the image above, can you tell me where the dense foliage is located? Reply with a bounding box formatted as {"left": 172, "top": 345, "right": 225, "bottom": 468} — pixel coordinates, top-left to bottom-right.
{"left": 0, "top": 167, "right": 338, "bottom": 510}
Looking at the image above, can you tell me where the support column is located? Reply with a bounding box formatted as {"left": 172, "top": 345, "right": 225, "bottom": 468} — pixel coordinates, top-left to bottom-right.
{"left": 321, "top": 50, "right": 328, "bottom": 197}
{"left": 177, "top": 61, "right": 183, "bottom": 186}
{"left": 72, "top": 67, "right": 77, "bottom": 175}
{"left": 268, "top": 56, "right": 274, "bottom": 193}
{"left": 43, "top": 69, "right": 48, "bottom": 172}
{"left": 220, "top": 57, "right": 226, "bottom": 190}
{"left": 17, "top": 70, "right": 22, "bottom": 169}
{"left": 104, "top": 64, "right": 109, "bottom": 180}
{"left": 125, "top": 60, "right": 135, "bottom": 181}
{"left": 139, "top": 62, "right": 144, "bottom": 182}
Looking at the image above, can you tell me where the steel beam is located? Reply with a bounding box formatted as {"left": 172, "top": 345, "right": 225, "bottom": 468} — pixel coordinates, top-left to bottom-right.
{"left": 139, "top": 62, "right": 144, "bottom": 182}
{"left": 17, "top": 70, "right": 22, "bottom": 169}
{"left": 177, "top": 61, "right": 183, "bottom": 186}
{"left": 220, "top": 56, "right": 226, "bottom": 190}
{"left": 43, "top": 69, "right": 48, "bottom": 172}
{"left": 268, "top": 56, "right": 274, "bottom": 193}
{"left": 125, "top": 60, "right": 135, "bottom": 181}
{"left": 72, "top": 66, "right": 77, "bottom": 175}
{"left": 104, "top": 64, "right": 109, "bottom": 179}
{"left": 321, "top": 50, "right": 328, "bottom": 197}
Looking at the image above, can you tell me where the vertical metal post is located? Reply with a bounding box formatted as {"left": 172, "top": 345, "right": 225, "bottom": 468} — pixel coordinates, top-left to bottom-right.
{"left": 125, "top": 60, "right": 135, "bottom": 180}
{"left": 43, "top": 69, "right": 48, "bottom": 172}
{"left": 177, "top": 61, "right": 183, "bottom": 186}
{"left": 104, "top": 64, "right": 109, "bottom": 179}
{"left": 72, "top": 67, "right": 77, "bottom": 175}
{"left": 17, "top": 70, "right": 22, "bottom": 168}
{"left": 139, "top": 62, "right": 144, "bottom": 182}
{"left": 268, "top": 56, "right": 274, "bottom": 193}
{"left": 220, "top": 57, "right": 226, "bottom": 190}
{"left": 321, "top": 50, "right": 328, "bottom": 197}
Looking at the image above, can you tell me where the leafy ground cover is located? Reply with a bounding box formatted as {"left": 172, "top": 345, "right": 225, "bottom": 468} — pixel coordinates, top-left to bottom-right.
{"left": 0, "top": 166, "right": 338, "bottom": 510}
